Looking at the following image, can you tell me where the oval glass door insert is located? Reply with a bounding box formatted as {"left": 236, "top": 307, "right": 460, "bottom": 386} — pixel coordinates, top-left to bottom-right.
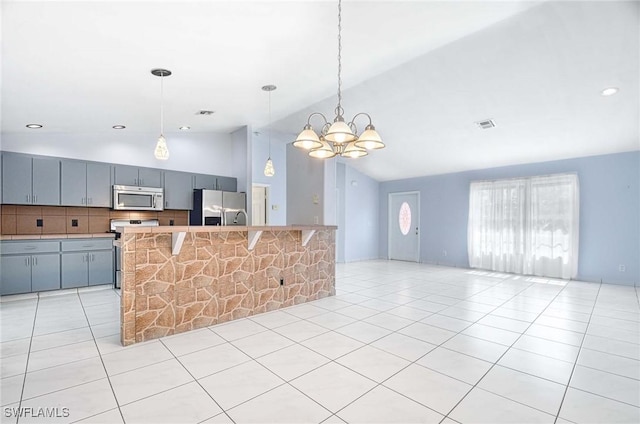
{"left": 399, "top": 201, "right": 411, "bottom": 235}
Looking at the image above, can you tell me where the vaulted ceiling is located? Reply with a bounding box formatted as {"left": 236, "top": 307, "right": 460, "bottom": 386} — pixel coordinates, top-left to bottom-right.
{"left": 3, "top": 1, "right": 638, "bottom": 181}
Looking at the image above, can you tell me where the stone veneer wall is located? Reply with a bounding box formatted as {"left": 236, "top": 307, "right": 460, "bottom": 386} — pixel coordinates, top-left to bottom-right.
{"left": 120, "top": 229, "right": 335, "bottom": 345}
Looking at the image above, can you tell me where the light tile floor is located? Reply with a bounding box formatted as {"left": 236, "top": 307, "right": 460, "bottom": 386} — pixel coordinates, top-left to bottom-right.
{"left": 1, "top": 260, "right": 639, "bottom": 424}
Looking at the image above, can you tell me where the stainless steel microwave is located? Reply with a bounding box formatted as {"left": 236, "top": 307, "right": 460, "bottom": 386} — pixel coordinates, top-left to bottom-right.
{"left": 112, "top": 185, "right": 164, "bottom": 211}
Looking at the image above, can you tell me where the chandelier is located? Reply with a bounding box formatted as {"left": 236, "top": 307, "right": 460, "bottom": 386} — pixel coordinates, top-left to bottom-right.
{"left": 292, "top": 0, "right": 384, "bottom": 159}
{"left": 152, "top": 68, "right": 171, "bottom": 160}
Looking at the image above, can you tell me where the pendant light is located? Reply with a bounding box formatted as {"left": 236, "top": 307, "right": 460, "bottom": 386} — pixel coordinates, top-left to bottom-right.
{"left": 292, "top": 0, "right": 385, "bottom": 159}
{"left": 262, "top": 84, "right": 276, "bottom": 177}
{"left": 152, "top": 68, "right": 171, "bottom": 160}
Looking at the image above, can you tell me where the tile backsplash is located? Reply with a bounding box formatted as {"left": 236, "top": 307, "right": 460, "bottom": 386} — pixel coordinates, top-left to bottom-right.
{"left": 0, "top": 205, "right": 188, "bottom": 235}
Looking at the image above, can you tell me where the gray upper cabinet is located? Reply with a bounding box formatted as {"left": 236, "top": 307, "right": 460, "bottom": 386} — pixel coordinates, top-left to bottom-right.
{"left": 113, "top": 165, "right": 139, "bottom": 186}
{"left": 138, "top": 168, "right": 162, "bottom": 187}
{"left": 194, "top": 174, "right": 237, "bottom": 192}
{"left": 194, "top": 174, "right": 217, "bottom": 190}
{"left": 217, "top": 176, "right": 237, "bottom": 192}
{"left": 163, "top": 171, "right": 193, "bottom": 210}
{"left": 62, "top": 160, "right": 112, "bottom": 207}
{"left": 114, "top": 165, "right": 161, "bottom": 187}
{"left": 86, "top": 163, "right": 112, "bottom": 207}
{"left": 2, "top": 153, "right": 60, "bottom": 205}
{"left": 61, "top": 160, "right": 87, "bottom": 206}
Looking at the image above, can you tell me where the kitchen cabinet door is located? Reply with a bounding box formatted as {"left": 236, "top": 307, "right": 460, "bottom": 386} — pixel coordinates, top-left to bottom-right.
{"left": 2, "top": 153, "right": 32, "bottom": 204}
{"left": 86, "top": 162, "right": 111, "bottom": 207}
{"left": 113, "top": 165, "right": 139, "bottom": 186}
{"left": 1, "top": 255, "right": 31, "bottom": 295}
{"left": 217, "top": 176, "right": 237, "bottom": 192}
{"left": 138, "top": 168, "right": 161, "bottom": 187}
{"left": 194, "top": 174, "right": 217, "bottom": 190}
{"left": 88, "top": 250, "right": 113, "bottom": 285}
{"left": 164, "top": 171, "right": 193, "bottom": 210}
{"left": 61, "top": 253, "right": 89, "bottom": 288}
{"left": 61, "top": 160, "right": 87, "bottom": 206}
{"left": 32, "top": 157, "right": 61, "bottom": 205}
{"left": 31, "top": 254, "right": 61, "bottom": 292}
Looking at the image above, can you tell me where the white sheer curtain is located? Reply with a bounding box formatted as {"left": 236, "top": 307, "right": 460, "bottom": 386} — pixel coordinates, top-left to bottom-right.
{"left": 468, "top": 173, "right": 579, "bottom": 279}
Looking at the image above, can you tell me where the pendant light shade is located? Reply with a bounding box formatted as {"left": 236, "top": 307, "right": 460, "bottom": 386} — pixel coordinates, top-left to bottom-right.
{"left": 152, "top": 68, "right": 171, "bottom": 160}
{"left": 154, "top": 135, "right": 170, "bottom": 160}
{"left": 325, "top": 119, "right": 356, "bottom": 144}
{"left": 293, "top": 124, "right": 323, "bottom": 150}
{"left": 354, "top": 124, "right": 385, "bottom": 150}
{"left": 262, "top": 84, "right": 277, "bottom": 177}
{"left": 263, "top": 158, "right": 275, "bottom": 177}
{"left": 309, "top": 137, "right": 337, "bottom": 159}
{"left": 292, "top": 0, "right": 384, "bottom": 160}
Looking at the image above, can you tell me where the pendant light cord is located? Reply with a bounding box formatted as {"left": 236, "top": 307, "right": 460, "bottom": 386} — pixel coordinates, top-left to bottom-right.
{"left": 160, "top": 72, "right": 164, "bottom": 136}
{"left": 268, "top": 89, "right": 272, "bottom": 157}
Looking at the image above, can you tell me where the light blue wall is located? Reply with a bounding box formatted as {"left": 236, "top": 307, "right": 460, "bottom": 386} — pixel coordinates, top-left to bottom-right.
{"left": 251, "top": 131, "right": 287, "bottom": 225}
{"left": 286, "top": 144, "right": 325, "bottom": 225}
{"left": 341, "top": 163, "right": 380, "bottom": 263}
{"left": 379, "top": 151, "right": 640, "bottom": 285}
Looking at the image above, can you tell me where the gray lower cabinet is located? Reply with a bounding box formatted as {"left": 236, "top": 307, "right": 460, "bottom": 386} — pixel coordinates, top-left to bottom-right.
{"left": 0, "top": 241, "right": 61, "bottom": 295}
{"left": 1, "top": 255, "right": 32, "bottom": 295}
{"left": 61, "top": 239, "right": 113, "bottom": 288}
{"left": 1, "top": 153, "right": 60, "bottom": 205}
{"left": 163, "top": 171, "right": 193, "bottom": 210}
{"left": 31, "top": 254, "right": 61, "bottom": 292}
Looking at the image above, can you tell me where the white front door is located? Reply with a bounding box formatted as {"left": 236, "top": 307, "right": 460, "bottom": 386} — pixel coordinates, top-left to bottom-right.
{"left": 389, "top": 192, "right": 420, "bottom": 262}
{"left": 251, "top": 185, "right": 268, "bottom": 226}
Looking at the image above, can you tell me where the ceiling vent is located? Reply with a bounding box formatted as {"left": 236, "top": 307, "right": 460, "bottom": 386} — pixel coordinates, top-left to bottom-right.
{"left": 476, "top": 119, "right": 496, "bottom": 129}
{"left": 196, "top": 110, "right": 215, "bottom": 115}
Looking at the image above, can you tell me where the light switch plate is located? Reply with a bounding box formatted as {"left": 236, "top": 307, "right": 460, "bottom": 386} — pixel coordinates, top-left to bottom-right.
{"left": 312, "top": 194, "right": 319, "bottom": 204}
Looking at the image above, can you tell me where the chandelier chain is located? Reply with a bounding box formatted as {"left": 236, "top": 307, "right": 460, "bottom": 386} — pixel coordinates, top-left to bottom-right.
{"left": 336, "top": 0, "right": 343, "bottom": 117}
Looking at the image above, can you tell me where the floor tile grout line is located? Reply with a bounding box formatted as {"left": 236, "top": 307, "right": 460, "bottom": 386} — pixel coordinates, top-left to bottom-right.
{"left": 553, "top": 281, "right": 605, "bottom": 424}
{"left": 77, "top": 290, "right": 127, "bottom": 424}
{"left": 13, "top": 295, "right": 39, "bottom": 424}
{"left": 438, "top": 276, "right": 575, "bottom": 422}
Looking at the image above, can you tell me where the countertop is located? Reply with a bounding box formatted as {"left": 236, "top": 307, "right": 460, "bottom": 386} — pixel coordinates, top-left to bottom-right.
{"left": 116, "top": 225, "right": 338, "bottom": 234}
{"left": 0, "top": 233, "right": 117, "bottom": 241}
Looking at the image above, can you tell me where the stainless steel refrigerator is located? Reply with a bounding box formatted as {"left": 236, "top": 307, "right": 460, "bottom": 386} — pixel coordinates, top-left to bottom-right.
{"left": 190, "top": 189, "right": 247, "bottom": 226}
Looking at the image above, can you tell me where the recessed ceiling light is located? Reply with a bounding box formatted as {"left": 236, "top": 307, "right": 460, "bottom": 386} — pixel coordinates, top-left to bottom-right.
{"left": 26, "top": 124, "right": 42, "bottom": 129}
{"left": 179, "top": 126, "right": 190, "bottom": 130}
{"left": 601, "top": 87, "right": 619, "bottom": 96}
{"left": 112, "top": 125, "right": 126, "bottom": 129}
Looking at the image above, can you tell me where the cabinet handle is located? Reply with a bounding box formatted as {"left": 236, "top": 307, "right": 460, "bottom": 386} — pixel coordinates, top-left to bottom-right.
{"left": 34, "top": 257, "right": 38, "bottom": 266}
{"left": 82, "top": 255, "right": 85, "bottom": 263}
{"left": 24, "top": 246, "right": 37, "bottom": 250}
{"left": 82, "top": 245, "right": 93, "bottom": 248}
{"left": 88, "top": 197, "right": 92, "bottom": 205}
{"left": 26, "top": 195, "right": 30, "bottom": 202}
{"left": 140, "top": 179, "right": 144, "bottom": 185}
{"left": 25, "top": 258, "right": 29, "bottom": 266}
{"left": 91, "top": 254, "right": 95, "bottom": 261}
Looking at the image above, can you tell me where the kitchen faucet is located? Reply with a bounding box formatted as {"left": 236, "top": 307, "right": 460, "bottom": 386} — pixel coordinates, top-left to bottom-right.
{"left": 233, "top": 210, "right": 247, "bottom": 225}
